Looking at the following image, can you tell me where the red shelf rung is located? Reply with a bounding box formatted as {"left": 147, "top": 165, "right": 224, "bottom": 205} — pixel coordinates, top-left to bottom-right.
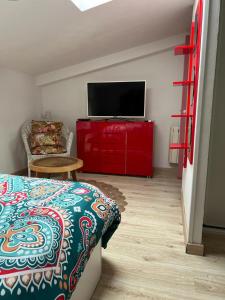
{"left": 171, "top": 114, "right": 193, "bottom": 118}
{"left": 170, "top": 143, "right": 189, "bottom": 150}
{"left": 173, "top": 80, "right": 194, "bottom": 86}
{"left": 174, "top": 45, "right": 194, "bottom": 55}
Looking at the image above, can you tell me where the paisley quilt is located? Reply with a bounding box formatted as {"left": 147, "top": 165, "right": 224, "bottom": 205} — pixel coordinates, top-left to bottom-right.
{"left": 0, "top": 174, "right": 120, "bottom": 300}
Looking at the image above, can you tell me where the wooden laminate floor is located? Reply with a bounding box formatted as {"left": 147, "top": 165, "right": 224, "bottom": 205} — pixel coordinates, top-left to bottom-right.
{"left": 78, "top": 170, "right": 225, "bottom": 300}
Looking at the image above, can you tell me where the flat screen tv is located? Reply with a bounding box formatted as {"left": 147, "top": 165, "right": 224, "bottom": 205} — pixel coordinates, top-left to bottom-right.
{"left": 87, "top": 81, "right": 146, "bottom": 118}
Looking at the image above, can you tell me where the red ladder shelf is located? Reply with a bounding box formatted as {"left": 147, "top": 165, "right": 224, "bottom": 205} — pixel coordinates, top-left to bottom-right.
{"left": 170, "top": 0, "right": 203, "bottom": 169}
{"left": 173, "top": 80, "right": 194, "bottom": 86}
{"left": 171, "top": 114, "right": 193, "bottom": 118}
{"left": 170, "top": 143, "right": 189, "bottom": 150}
{"left": 170, "top": 23, "right": 195, "bottom": 168}
{"left": 174, "top": 45, "right": 194, "bottom": 55}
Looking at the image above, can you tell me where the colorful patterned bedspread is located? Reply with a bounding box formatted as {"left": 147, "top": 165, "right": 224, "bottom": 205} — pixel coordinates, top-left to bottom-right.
{"left": 0, "top": 174, "right": 120, "bottom": 300}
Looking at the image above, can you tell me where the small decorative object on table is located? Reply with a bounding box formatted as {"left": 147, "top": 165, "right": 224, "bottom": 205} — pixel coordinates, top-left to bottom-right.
{"left": 29, "top": 156, "right": 83, "bottom": 181}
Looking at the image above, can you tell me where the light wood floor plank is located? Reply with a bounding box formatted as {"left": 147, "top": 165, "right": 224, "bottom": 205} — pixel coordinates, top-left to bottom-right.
{"left": 77, "top": 171, "right": 225, "bottom": 300}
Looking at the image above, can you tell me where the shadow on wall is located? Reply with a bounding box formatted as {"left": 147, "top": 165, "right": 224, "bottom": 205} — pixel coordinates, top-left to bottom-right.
{"left": 203, "top": 231, "right": 225, "bottom": 257}
{"left": 145, "top": 87, "right": 151, "bottom": 120}
{"left": 10, "top": 128, "right": 26, "bottom": 173}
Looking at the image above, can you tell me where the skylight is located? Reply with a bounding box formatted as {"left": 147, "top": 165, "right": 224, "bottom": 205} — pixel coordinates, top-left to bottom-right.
{"left": 70, "top": 0, "right": 112, "bottom": 12}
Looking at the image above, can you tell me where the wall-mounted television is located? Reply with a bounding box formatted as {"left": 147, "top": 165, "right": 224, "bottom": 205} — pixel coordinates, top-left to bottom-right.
{"left": 87, "top": 81, "right": 146, "bottom": 118}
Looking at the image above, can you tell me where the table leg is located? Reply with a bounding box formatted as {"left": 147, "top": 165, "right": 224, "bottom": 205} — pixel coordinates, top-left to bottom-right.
{"left": 34, "top": 173, "right": 50, "bottom": 179}
{"left": 37, "top": 172, "right": 44, "bottom": 178}
{"left": 71, "top": 170, "right": 77, "bottom": 181}
{"left": 62, "top": 173, "right": 68, "bottom": 180}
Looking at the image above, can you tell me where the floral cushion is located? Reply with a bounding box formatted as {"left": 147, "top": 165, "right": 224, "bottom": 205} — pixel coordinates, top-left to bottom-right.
{"left": 31, "top": 120, "right": 63, "bottom": 133}
{"left": 30, "top": 133, "right": 63, "bottom": 148}
{"left": 31, "top": 145, "right": 66, "bottom": 155}
{"left": 30, "top": 120, "right": 66, "bottom": 155}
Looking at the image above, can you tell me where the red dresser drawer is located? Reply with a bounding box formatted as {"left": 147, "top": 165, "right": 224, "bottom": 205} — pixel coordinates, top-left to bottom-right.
{"left": 76, "top": 120, "right": 154, "bottom": 177}
{"left": 126, "top": 122, "right": 153, "bottom": 177}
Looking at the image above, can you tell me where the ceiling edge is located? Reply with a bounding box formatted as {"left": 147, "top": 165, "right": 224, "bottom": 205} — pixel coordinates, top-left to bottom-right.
{"left": 36, "top": 33, "right": 186, "bottom": 87}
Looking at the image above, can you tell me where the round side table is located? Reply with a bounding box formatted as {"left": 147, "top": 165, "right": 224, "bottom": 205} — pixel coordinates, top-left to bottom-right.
{"left": 29, "top": 156, "right": 83, "bottom": 181}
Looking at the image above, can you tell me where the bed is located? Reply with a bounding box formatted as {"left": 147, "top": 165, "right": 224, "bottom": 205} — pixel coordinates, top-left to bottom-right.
{"left": 0, "top": 174, "right": 120, "bottom": 300}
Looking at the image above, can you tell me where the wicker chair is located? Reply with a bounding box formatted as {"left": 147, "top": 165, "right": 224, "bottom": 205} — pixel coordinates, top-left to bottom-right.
{"left": 21, "top": 121, "right": 74, "bottom": 177}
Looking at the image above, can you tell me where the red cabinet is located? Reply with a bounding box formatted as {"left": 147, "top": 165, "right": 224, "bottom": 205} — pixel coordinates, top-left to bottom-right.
{"left": 126, "top": 122, "right": 153, "bottom": 176}
{"left": 76, "top": 120, "right": 154, "bottom": 177}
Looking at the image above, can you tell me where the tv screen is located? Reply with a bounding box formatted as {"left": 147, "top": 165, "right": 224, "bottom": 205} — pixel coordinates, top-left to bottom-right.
{"left": 87, "top": 81, "right": 146, "bottom": 118}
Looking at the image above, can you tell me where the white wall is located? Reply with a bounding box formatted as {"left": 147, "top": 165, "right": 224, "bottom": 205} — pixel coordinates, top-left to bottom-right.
{"left": 0, "top": 68, "right": 41, "bottom": 173}
{"left": 181, "top": 0, "right": 220, "bottom": 243}
{"left": 181, "top": 0, "right": 207, "bottom": 239}
{"left": 182, "top": 161, "right": 194, "bottom": 233}
{"left": 40, "top": 46, "right": 184, "bottom": 168}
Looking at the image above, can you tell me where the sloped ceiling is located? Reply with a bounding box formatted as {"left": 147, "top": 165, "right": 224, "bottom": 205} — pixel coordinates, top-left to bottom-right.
{"left": 0, "top": 0, "right": 194, "bottom": 75}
